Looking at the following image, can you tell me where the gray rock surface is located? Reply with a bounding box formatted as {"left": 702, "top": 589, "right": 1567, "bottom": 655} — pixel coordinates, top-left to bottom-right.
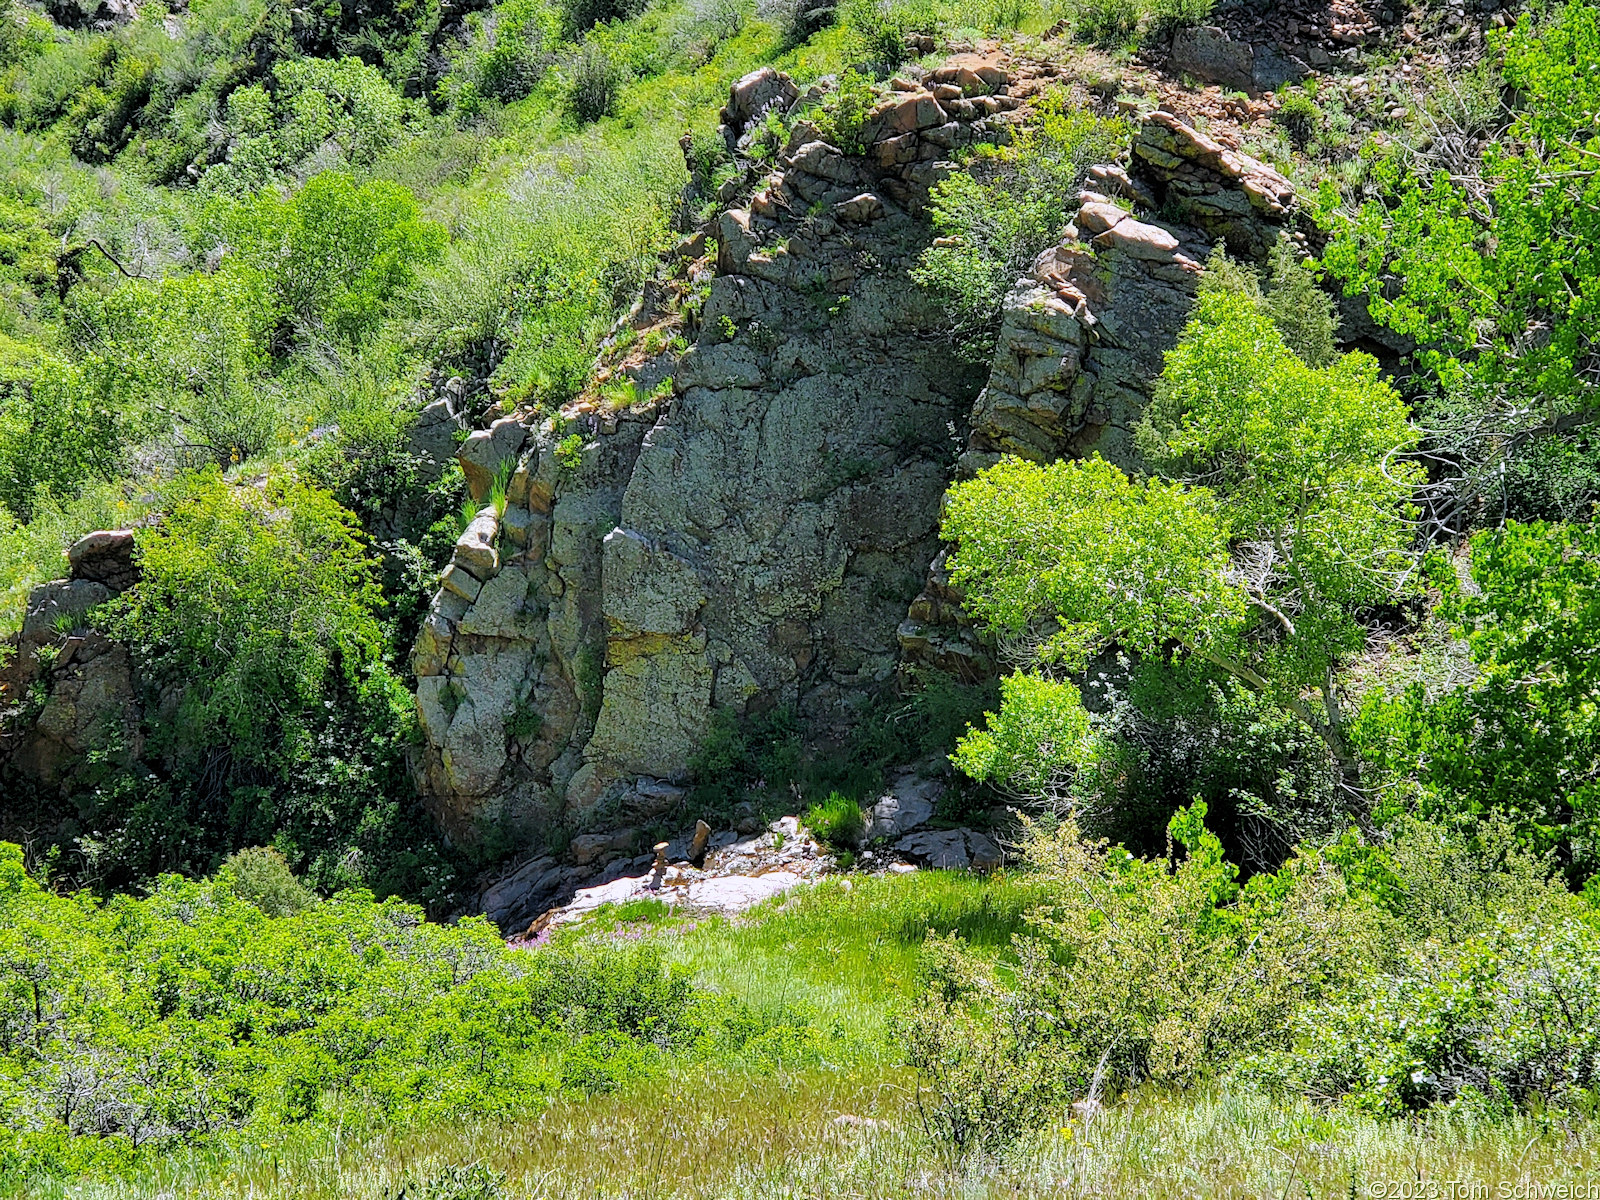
{"left": 866, "top": 774, "right": 942, "bottom": 839}
{"left": 23, "top": 579, "right": 112, "bottom": 640}
{"left": 896, "top": 829, "right": 971, "bottom": 869}
{"left": 4, "top": 636, "right": 141, "bottom": 788}
{"left": 1170, "top": 25, "right": 1255, "bottom": 91}
{"left": 407, "top": 398, "right": 467, "bottom": 483}
{"left": 412, "top": 65, "right": 1010, "bottom": 837}
{"left": 413, "top": 96, "right": 1293, "bottom": 870}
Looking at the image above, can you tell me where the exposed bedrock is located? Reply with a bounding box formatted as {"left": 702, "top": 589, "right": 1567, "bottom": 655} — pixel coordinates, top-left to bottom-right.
{"left": 412, "top": 76, "right": 1313, "bottom": 891}
{"left": 411, "top": 63, "right": 1025, "bottom": 840}
{"left": 900, "top": 110, "right": 1296, "bottom": 680}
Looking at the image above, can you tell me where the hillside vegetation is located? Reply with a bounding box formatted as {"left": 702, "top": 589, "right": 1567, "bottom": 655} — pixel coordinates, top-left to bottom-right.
{"left": 5, "top": 0, "right": 1600, "bottom": 1191}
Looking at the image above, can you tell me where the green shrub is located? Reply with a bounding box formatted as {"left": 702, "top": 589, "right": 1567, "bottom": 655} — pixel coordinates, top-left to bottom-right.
{"left": 116, "top": 468, "right": 388, "bottom": 765}
{"left": 844, "top": 0, "right": 938, "bottom": 71}
{"left": 75, "top": 268, "right": 278, "bottom": 470}
{"left": 1355, "top": 521, "right": 1600, "bottom": 881}
{"left": 410, "top": 1164, "right": 507, "bottom": 1200}
{"left": 205, "top": 172, "right": 447, "bottom": 349}
{"left": 0, "top": 347, "right": 119, "bottom": 522}
{"left": 809, "top": 68, "right": 878, "bottom": 155}
{"left": 804, "top": 792, "right": 866, "bottom": 848}
{"left": 1274, "top": 91, "right": 1321, "bottom": 148}
{"left": 908, "top": 805, "right": 1388, "bottom": 1150}
{"left": 1064, "top": 660, "right": 1341, "bottom": 869}
{"left": 758, "top": 0, "right": 838, "bottom": 47}
{"left": 1068, "top": 0, "right": 1142, "bottom": 45}
{"left": 472, "top": 0, "right": 555, "bottom": 103}
{"left": 1249, "top": 912, "right": 1600, "bottom": 1114}
{"left": 58, "top": 467, "right": 457, "bottom": 901}
{"left": 912, "top": 93, "right": 1132, "bottom": 359}
{"left": 683, "top": 126, "right": 731, "bottom": 192}
{"left": 560, "top": 1031, "right": 660, "bottom": 1093}
{"left": 222, "top": 846, "right": 316, "bottom": 917}
{"left": 559, "top": 0, "right": 646, "bottom": 37}
{"left": 564, "top": 42, "right": 626, "bottom": 123}
{"left": 0, "top": 849, "right": 799, "bottom": 1187}
{"left": 906, "top": 932, "right": 1075, "bottom": 1152}
{"left": 1066, "top": 0, "right": 1210, "bottom": 46}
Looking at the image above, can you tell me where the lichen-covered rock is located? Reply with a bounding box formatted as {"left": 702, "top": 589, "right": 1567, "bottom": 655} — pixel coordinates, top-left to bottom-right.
{"left": 411, "top": 60, "right": 1008, "bottom": 839}
{"left": 4, "top": 636, "right": 141, "bottom": 788}
{"left": 1170, "top": 25, "right": 1257, "bottom": 91}
{"left": 410, "top": 82, "right": 1289, "bottom": 857}
{"left": 457, "top": 417, "right": 527, "bottom": 502}
{"left": 962, "top": 194, "right": 1205, "bottom": 474}
{"left": 407, "top": 398, "right": 467, "bottom": 484}
{"left": 22, "top": 579, "right": 112, "bottom": 641}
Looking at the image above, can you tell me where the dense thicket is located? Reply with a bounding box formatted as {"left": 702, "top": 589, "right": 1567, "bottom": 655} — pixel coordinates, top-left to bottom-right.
{"left": 0, "top": 842, "right": 822, "bottom": 1185}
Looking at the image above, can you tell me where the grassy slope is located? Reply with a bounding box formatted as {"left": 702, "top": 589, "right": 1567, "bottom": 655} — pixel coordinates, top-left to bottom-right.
{"left": 42, "top": 870, "right": 1600, "bottom": 1200}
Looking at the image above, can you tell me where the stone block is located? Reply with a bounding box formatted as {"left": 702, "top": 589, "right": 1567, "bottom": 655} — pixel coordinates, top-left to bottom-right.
{"left": 68, "top": 530, "right": 138, "bottom": 592}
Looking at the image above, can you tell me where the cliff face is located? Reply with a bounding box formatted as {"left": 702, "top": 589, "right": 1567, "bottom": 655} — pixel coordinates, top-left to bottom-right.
{"left": 0, "top": 52, "right": 1300, "bottom": 893}
{"left": 411, "top": 59, "right": 1040, "bottom": 840}
{"left": 410, "top": 61, "right": 1302, "bottom": 852}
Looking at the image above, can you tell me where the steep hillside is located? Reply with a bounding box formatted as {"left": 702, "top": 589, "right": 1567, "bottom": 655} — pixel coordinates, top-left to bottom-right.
{"left": 8, "top": 0, "right": 1600, "bottom": 1188}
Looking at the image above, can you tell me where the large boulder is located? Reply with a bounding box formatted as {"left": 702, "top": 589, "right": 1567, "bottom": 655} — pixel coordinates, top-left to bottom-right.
{"left": 1170, "top": 26, "right": 1256, "bottom": 91}
{"left": 457, "top": 417, "right": 527, "bottom": 502}
{"left": 5, "top": 637, "right": 141, "bottom": 787}
{"left": 407, "top": 398, "right": 467, "bottom": 484}
{"left": 67, "top": 530, "right": 138, "bottom": 592}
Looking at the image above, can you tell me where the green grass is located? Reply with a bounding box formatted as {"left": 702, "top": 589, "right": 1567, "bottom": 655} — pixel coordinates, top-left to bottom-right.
{"left": 25, "top": 870, "right": 1600, "bottom": 1198}
{"left": 623, "top": 871, "right": 1052, "bottom": 1046}
{"left": 804, "top": 791, "right": 867, "bottom": 847}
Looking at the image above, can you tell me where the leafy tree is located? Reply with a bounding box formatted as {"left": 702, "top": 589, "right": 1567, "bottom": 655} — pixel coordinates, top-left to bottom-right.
{"left": 53, "top": 467, "right": 451, "bottom": 897}
{"left": 208, "top": 172, "right": 446, "bottom": 347}
{"left": 204, "top": 58, "right": 419, "bottom": 192}
{"left": 1317, "top": 3, "right": 1600, "bottom": 528}
{"left": 0, "top": 341, "right": 117, "bottom": 520}
{"left": 1357, "top": 521, "right": 1600, "bottom": 880}
{"left": 74, "top": 269, "right": 278, "bottom": 468}
{"left": 115, "top": 467, "right": 391, "bottom": 767}
{"left": 942, "top": 283, "right": 1421, "bottom": 793}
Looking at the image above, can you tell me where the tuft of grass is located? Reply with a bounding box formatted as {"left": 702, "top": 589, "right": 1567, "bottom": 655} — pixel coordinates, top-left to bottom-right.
{"left": 804, "top": 791, "right": 866, "bottom": 848}
{"left": 489, "top": 459, "right": 514, "bottom": 518}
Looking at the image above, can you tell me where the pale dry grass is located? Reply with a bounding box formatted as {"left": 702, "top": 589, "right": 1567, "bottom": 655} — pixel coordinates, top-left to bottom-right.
{"left": 51, "top": 1069, "right": 1600, "bottom": 1200}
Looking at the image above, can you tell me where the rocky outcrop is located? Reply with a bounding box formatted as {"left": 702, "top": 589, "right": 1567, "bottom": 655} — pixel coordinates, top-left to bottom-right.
{"left": 1131, "top": 112, "right": 1294, "bottom": 259}
{"left": 2, "top": 530, "right": 143, "bottom": 790}
{"left": 66, "top": 530, "right": 137, "bottom": 592}
{"left": 1170, "top": 25, "right": 1312, "bottom": 92}
{"left": 412, "top": 83, "right": 1304, "bottom": 908}
{"left": 412, "top": 64, "right": 1039, "bottom": 843}
{"left": 901, "top": 108, "right": 1294, "bottom": 681}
